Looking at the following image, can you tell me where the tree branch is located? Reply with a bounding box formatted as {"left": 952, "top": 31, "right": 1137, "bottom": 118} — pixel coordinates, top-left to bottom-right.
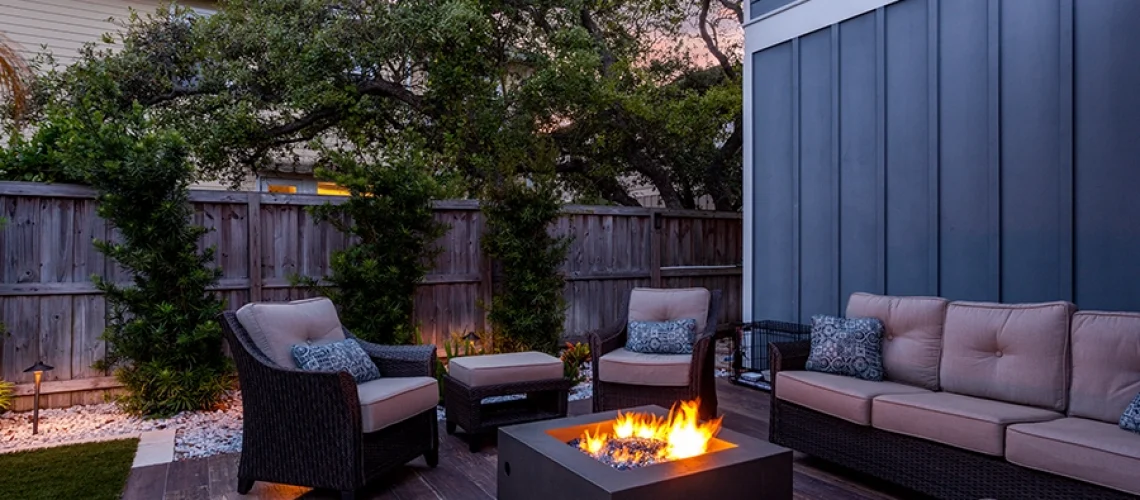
{"left": 698, "top": 0, "right": 737, "bottom": 81}
{"left": 556, "top": 158, "right": 641, "bottom": 207}
{"left": 579, "top": 8, "right": 615, "bottom": 76}
{"left": 705, "top": 115, "right": 742, "bottom": 211}
{"left": 719, "top": 0, "right": 744, "bottom": 24}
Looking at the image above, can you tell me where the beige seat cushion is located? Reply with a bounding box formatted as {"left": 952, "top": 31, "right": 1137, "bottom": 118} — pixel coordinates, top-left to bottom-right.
{"left": 774, "top": 371, "right": 929, "bottom": 426}
{"left": 847, "top": 293, "right": 948, "bottom": 390}
{"left": 872, "top": 392, "right": 1061, "bottom": 456}
{"left": 447, "top": 352, "right": 564, "bottom": 387}
{"left": 235, "top": 297, "right": 346, "bottom": 368}
{"left": 357, "top": 377, "right": 439, "bottom": 433}
{"left": 1068, "top": 311, "right": 1140, "bottom": 423}
{"left": 598, "top": 348, "right": 691, "bottom": 387}
{"left": 939, "top": 300, "right": 1074, "bottom": 412}
{"left": 628, "top": 287, "right": 711, "bottom": 333}
{"left": 1007, "top": 417, "right": 1140, "bottom": 496}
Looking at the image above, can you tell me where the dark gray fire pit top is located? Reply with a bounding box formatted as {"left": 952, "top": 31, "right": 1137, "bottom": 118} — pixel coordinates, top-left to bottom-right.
{"left": 497, "top": 405, "right": 792, "bottom": 500}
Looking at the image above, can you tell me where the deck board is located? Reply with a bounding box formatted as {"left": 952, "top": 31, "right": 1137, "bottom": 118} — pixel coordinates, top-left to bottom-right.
{"left": 123, "top": 380, "right": 911, "bottom": 500}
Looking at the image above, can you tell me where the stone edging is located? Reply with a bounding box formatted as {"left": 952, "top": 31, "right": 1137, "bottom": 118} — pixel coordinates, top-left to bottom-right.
{"left": 133, "top": 429, "right": 177, "bottom": 468}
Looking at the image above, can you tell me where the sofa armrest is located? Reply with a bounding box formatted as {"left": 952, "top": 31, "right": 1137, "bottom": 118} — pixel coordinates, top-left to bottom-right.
{"left": 768, "top": 340, "right": 811, "bottom": 391}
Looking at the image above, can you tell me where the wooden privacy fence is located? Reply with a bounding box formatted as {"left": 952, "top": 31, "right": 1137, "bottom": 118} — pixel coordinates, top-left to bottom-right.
{"left": 0, "top": 181, "right": 742, "bottom": 409}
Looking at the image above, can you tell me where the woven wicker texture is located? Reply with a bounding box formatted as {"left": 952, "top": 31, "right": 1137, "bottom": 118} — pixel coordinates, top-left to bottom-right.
{"left": 221, "top": 312, "right": 439, "bottom": 497}
{"left": 768, "top": 340, "right": 1134, "bottom": 500}
{"left": 589, "top": 289, "right": 723, "bottom": 420}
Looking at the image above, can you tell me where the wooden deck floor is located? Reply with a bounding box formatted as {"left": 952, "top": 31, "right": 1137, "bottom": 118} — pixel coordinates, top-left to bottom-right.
{"left": 123, "top": 380, "right": 917, "bottom": 500}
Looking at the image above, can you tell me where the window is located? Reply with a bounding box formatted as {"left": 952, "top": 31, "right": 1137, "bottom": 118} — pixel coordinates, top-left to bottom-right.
{"left": 267, "top": 184, "right": 297, "bottom": 194}
{"left": 317, "top": 182, "right": 351, "bottom": 196}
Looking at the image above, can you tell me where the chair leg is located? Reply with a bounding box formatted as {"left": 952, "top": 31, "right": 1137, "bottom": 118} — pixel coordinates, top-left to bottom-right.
{"left": 446, "top": 420, "right": 456, "bottom": 435}
{"left": 236, "top": 477, "right": 254, "bottom": 495}
{"left": 425, "top": 447, "right": 439, "bottom": 467}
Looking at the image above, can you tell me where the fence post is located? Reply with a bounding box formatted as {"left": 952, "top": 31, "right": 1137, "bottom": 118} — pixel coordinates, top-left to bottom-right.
{"left": 247, "top": 192, "right": 263, "bottom": 303}
{"left": 649, "top": 210, "right": 662, "bottom": 287}
{"left": 477, "top": 208, "right": 493, "bottom": 336}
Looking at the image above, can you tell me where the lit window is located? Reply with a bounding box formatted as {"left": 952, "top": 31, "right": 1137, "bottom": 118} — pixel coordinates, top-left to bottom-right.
{"left": 267, "top": 184, "right": 297, "bottom": 194}
{"left": 317, "top": 182, "right": 351, "bottom": 196}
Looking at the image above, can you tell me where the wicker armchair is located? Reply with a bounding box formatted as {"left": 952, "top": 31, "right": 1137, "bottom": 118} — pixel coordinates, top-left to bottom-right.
{"left": 220, "top": 301, "right": 439, "bottom": 500}
{"left": 589, "top": 288, "right": 722, "bottom": 420}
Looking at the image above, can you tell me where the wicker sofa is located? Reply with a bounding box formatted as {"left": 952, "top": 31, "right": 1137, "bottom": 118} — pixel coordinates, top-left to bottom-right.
{"left": 590, "top": 287, "right": 722, "bottom": 420}
{"left": 769, "top": 293, "right": 1140, "bottom": 500}
{"left": 221, "top": 298, "right": 439, "bottom": 500}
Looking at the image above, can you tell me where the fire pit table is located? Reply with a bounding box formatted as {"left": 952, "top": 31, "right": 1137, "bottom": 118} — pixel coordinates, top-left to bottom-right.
{"left": 498, "top": 405, "right": 793, "bottom": 500}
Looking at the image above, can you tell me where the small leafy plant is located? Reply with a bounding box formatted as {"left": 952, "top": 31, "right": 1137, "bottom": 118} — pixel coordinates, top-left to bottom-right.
{"left": 560, "top": 342, "right": 591, "bottom": 384}
{"left": 0, "top": 379, "right": 13, "bottom": 412}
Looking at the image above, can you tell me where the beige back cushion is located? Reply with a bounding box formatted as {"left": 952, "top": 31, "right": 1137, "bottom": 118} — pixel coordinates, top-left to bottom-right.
{"left": 235, "top": 297, "right": 346, "bottom": 368}
{"left": 628, "top": 287, "right": 712, "bottom": 333}
{"left": 939, "top": 301, "right": 1074, "bottom": 412}
{"left": 846, "top": 293, "right": 949, "bottom": 390}
{"left": 1069, "top": 311, "right": 1140, "bottom": 423}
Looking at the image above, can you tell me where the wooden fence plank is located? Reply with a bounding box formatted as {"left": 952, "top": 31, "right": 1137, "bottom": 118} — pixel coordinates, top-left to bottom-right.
{"left": 0, "top": 182, "right": 741, "bottom": 408}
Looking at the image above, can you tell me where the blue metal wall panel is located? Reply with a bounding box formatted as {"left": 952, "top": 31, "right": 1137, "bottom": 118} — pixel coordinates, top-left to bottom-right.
{"left": 837, "top": 12, "right": 883, "bottom": 312}
{"left": 1074, "top": 0, "right": 1140, "bottom": 311}
{"left": 752, "top": 43, "right": 797, "bottom": 321}
{"left": 748, "top": 0, "right": 1140, "bottom": 321}
{"left": 885, "top": 0, "right": 934, "bottom": 296}
{"left": 937, "top": 0, "right": 996, "bottom": 302}
{"left": 999, "top": 0, "right": 1068, "bottom": 303}
{"left": 798, "top": 29, "right": 839, "bottom": 320}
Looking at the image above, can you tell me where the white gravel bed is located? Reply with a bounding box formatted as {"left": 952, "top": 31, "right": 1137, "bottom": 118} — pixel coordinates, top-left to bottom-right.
{"left": 2, "top": 363, "right": 596, "bottom": 460}
{"left": 0, "top": 391, "right": 244, "bottom": 460}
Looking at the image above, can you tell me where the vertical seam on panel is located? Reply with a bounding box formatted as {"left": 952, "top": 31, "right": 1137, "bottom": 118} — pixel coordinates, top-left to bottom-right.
{"left": 831, "top": 23, "right": 842, "bottom": 315}
{"left": 1059, "top": 0, "right": 1075, "bottom": 302}
{"left": 876, "top": 7, "right": 888, "bottom": 294}
{"left": 988, "top": 0, "right": 1002, "bottom": 302}
{"left": 792, "top": 37, "right": 803, "bottom": 322}
{"left": 928, "top": 0, "right": 941, "bottom": 297}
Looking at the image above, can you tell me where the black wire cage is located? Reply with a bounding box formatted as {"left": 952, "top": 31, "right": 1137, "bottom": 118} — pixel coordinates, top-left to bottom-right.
{"left": 729, "top": 320, "right": 811, "bottom": 391}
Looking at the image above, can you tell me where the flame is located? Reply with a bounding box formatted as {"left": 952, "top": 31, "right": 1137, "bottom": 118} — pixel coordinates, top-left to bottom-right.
{"left": 577, "top": 399, "right": 723, "bottom": 467}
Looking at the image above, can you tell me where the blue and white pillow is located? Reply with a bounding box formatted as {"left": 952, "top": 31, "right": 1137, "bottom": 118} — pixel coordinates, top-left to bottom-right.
{"left": 1121, "top": 392, "right": 1140, "bottom": 434}
{"left": 805, "top": 315, "right": 885, "bottom": 381}
{"left": 292, "top": 338, "right": 381, "bottom": 383}
{"left": 626, "top": 319, "right": 698, "bottom": 355}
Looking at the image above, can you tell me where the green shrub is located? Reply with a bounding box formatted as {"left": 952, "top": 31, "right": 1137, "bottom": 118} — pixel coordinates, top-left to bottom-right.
{"left": 71, "top": 106, "right": 233, "bottom": 417}
{"left": 482, "top": 178, "right": 570, "bottom": 355}
{"left": 303, "top": 147, "right": 448, "bottom": 345}
{"left": 0, "top": 379, "right": 13, "bottom": 412}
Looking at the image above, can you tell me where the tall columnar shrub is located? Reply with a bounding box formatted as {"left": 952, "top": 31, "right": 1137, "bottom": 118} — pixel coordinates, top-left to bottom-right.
{"left": 482, "top": 178, "right": 570, "bottom": 354}
{"left": 74, "top": 107, "right": 232, "bottom": 417}
{"left": 306, "top": 148, "right": 448, "bottom": 345}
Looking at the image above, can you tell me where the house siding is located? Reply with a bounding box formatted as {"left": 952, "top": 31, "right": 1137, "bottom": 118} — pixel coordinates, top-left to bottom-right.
{"left": 0, "top": 0, "right": 214, "bottom": 66}
{"left": 747, "top": 0, "right": 1140, "bottom": 322}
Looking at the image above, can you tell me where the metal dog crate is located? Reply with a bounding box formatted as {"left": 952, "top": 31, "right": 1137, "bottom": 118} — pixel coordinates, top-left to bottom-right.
{"left": 730, "top": 320, "right": 811, "bottom": 391}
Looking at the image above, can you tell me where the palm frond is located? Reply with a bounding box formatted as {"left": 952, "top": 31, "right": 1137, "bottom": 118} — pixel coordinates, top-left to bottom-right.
{"left": 0, "top": 33, "right": 32, "bottom": 123}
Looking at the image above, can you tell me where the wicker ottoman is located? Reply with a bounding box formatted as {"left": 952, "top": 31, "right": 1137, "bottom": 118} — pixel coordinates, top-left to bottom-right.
{"left": 443, "top": 351, "right": 572, "bottom": 452}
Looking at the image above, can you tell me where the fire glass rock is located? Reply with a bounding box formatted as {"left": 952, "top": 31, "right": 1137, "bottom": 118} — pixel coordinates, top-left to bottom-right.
{"left": 567, "top": 437, "right": 670, "bottom": 471}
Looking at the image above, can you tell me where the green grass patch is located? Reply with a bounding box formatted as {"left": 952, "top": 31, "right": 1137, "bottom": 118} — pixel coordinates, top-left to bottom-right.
{"left": 0, "top": 438, "right": 139, "bottom": 500}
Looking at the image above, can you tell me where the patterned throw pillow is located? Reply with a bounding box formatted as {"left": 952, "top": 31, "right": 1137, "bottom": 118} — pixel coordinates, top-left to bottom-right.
{"left": 1121, "top": 392, "right": 1140, "bottom": 434}
{"left": 805, "top": 315, "right": 885, "bottom": 381}
{"left": 292, "top": 338, "right": 381, "bottom": 383}
{"left": 626, "top": 319, "right": 698, "bottom": 354}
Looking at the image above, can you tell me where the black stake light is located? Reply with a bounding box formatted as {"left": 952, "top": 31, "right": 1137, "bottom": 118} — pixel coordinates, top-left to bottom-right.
{"left": 23, "top": 361, "right": 54, "bottom": 435}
